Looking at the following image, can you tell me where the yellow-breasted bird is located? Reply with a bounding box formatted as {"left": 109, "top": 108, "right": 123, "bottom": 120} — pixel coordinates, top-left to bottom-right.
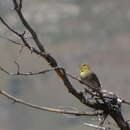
{"left": 80, "top": 64, "right": 102, "bottom": 92}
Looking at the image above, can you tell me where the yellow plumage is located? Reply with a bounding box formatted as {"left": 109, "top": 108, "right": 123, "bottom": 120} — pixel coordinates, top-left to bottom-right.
{"left": 80, "top": 64, "right": 101, "bottom": 91}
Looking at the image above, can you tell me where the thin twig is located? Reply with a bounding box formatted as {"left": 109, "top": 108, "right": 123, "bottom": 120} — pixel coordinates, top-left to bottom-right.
{"left": 0, "top": 35, "right": 23, "bottom": 46}
{"left": 0, "top": 66, "right": 63, "bottom": 76}
{"left": 122, "top": 100, "right": 130, "bottom": 105}
{"left": 83, "top": 122, "right": 109, "bottom": 130}
{"left": 0, "top": 17, "right": 21, "bottom": 36}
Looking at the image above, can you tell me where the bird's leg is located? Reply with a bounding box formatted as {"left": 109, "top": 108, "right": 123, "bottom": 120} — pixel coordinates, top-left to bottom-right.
{"left": 99, "top": 112, "right": 108, "bottom": 126}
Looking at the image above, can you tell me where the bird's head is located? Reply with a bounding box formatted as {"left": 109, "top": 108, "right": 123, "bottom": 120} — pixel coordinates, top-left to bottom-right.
{"left": 80, "top": 64, "right": 90, "bottom": 77}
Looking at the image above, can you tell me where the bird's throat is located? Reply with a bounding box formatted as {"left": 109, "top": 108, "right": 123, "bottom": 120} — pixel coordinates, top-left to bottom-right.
{"left": 80, "top": 71, "right": 90, "bottom": 78}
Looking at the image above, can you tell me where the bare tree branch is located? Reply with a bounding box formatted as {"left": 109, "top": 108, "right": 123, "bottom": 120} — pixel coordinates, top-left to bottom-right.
{"left": 0, "top": 66, "right": 63, "bottom": 76}
{"left": 0, "top": 17, "right": 31, "bottom": 49}
{"left": 0, "top": 89, "right": 100, "bottom": 116}
{"left": 12, "top": 0, "right": 45, "bottom": 52}
{"left": 83, "top": 122, "right": 109, "bottom": 130}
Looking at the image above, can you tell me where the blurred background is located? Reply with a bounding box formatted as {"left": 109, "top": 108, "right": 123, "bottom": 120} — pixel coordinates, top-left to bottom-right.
{"left": 0, "top": 0, "right": 130, "bottom": 130}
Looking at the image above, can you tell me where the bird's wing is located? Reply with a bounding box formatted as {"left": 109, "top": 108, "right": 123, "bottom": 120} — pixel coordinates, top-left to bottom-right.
{"left": 88, "top": 72, "right": 101, "bottom": 89}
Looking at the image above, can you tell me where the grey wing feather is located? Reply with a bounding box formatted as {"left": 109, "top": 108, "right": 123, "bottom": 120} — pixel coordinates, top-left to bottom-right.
{"left": 87, "top": 72, "right": 101, "bottom": 89}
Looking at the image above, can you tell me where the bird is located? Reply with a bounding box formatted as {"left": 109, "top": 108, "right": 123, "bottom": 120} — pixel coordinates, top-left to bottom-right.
{"left": 80, "top": 64, "right": 102, "bottom": 92}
